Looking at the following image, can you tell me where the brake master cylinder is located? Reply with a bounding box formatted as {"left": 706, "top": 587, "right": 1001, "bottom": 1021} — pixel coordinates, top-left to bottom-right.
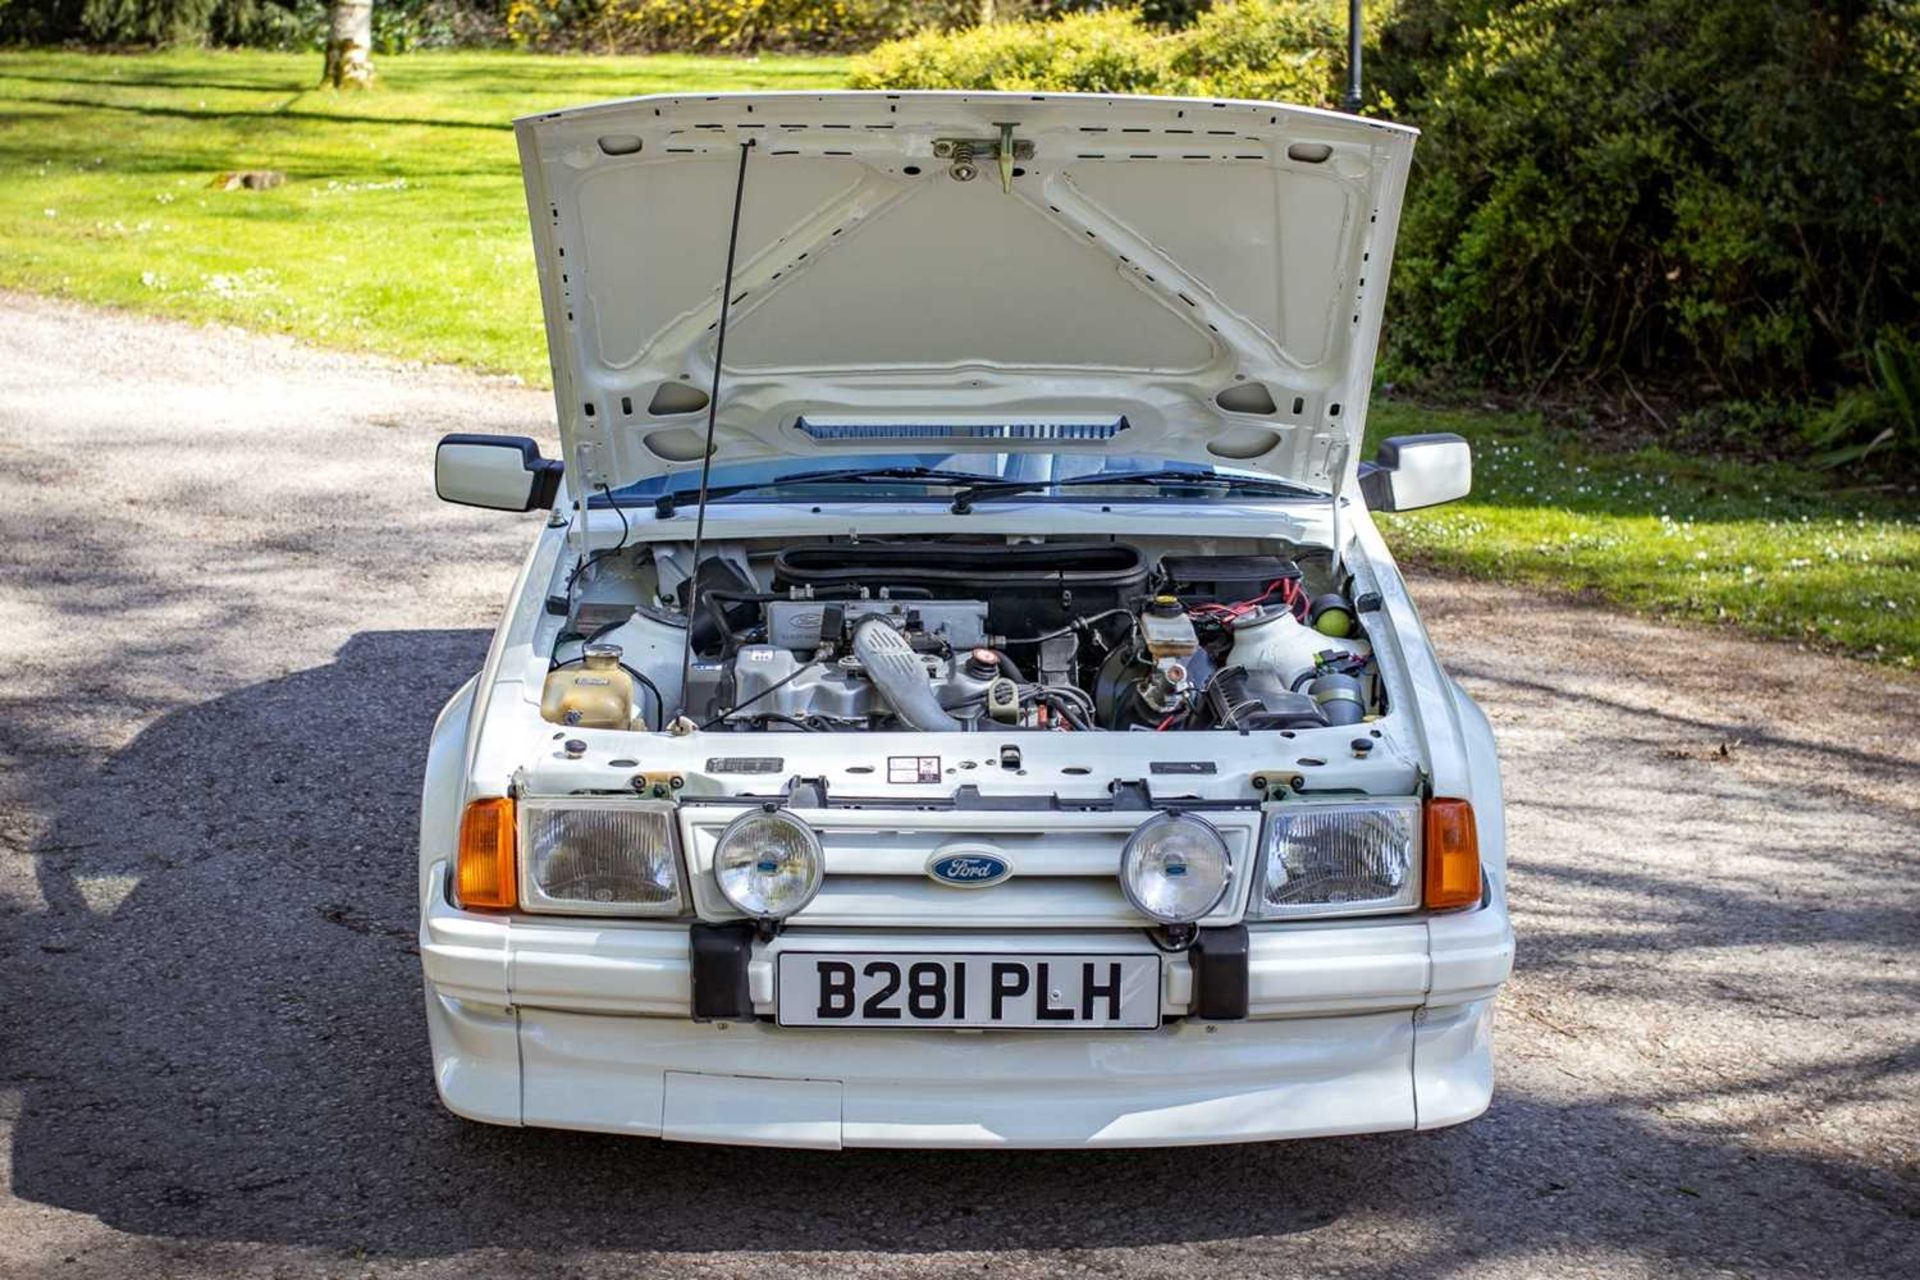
{"left": 1140, "top": 595, "right": 1198, "bottom": 658}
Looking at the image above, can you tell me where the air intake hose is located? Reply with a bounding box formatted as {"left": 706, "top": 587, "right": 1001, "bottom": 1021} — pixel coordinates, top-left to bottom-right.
{"left": 852, "top": 618, "right": 963, "bottom": 732}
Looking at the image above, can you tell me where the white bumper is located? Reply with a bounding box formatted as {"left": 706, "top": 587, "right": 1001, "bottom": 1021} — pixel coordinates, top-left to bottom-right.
{"left": 420, "top": 863, "right": 1512, "bottom": 1148}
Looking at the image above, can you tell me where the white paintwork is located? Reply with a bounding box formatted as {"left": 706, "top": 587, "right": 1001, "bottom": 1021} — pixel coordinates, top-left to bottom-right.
{"left": 417, "top": 90, "right": 1513, "bottom": 1148}
{"left": 437, "top": 996, "right": 1477, "bottom": 1146}
{"left": 1368, "top": 434, "right": 1473, "bottom": 511}
{"left": 434, "top": 440, "right": 540, "bottom": 510}
{"left": 515, "top": 92, "right": 1415, "bottom": 493}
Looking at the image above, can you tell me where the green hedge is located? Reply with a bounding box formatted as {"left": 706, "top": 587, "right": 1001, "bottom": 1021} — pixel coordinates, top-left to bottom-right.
{"left": 1390, "top": 1, "right": 1918, "bottom": 446}
{"left": 0, "top": 0, "right": 315, "bottom": 44}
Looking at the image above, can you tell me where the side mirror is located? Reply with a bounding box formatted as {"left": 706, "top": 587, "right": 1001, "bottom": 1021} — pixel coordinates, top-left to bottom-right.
{"left": 1358, "top": 433, "right": 1472, "bottom": 512}
{"left": 435, "top": 434, "right": 563, "bottom": 512}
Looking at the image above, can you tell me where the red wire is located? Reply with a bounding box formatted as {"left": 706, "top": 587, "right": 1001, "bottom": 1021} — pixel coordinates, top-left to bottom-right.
{"left": 1185, "top": 578, "right": 1293, "bottom": 631}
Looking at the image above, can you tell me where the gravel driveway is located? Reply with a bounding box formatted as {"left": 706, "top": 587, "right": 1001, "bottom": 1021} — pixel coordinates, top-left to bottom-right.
{"left": 1, "top": 292, "right": 1914, "bottom": 1280}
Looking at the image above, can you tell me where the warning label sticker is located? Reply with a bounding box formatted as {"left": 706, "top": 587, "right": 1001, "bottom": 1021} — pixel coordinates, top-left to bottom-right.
{"left": 887, "top": 755, "right": 942, "bottom": 784}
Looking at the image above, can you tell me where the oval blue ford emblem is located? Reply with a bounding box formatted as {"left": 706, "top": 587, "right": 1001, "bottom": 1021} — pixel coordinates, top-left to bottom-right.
{"left": 926, "top": 850, "right": 1012, "bottom": 889}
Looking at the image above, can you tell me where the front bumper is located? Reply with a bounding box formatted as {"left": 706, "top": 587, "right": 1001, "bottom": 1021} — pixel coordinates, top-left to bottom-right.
{"left": 420, "top": 862, "right": 1513, "bottom": 1148}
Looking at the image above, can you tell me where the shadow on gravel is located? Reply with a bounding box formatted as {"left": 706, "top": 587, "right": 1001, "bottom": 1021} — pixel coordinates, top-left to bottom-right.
{"left": 1455, "top": 664, "right": 1920, "bottom": 801}
{"left": 4, "top": 630, "right": 1914, "bottom": 1273}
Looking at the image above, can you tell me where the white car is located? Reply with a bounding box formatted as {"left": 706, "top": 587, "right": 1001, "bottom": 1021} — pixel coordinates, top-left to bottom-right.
{"left": 419, "top": 90, "right": 1514, "bottom": 1148}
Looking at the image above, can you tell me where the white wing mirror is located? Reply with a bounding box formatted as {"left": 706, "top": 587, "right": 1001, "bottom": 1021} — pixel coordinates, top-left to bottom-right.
{"left": 435, "top": 434, "right": 564, "bottom": 512}
{"left": 1358, "top": 433, "right": 1472, "bottom": 512}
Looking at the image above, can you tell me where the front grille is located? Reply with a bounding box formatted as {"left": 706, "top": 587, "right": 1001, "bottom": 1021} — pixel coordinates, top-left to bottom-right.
{"left": 682, "top": 807, "right": 1261, "bottom": 928}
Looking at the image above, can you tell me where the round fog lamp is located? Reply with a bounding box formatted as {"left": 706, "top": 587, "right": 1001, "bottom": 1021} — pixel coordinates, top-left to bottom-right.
{"left": 1120, "top": 812, "right": 1232, "bottom": 924}
{"left": 714, "top": 809, "right": 824, "bottom": 919}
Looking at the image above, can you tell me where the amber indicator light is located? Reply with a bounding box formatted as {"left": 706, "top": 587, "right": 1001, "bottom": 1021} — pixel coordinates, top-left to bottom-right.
{"left": 457, "top": 797, "right": 517, "bottom": 910}
{"left": 1423, "top": 798, "right": 1480, "bottom": 910}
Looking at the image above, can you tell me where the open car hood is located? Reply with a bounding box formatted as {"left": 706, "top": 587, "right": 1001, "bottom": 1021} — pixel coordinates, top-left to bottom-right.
{"left": 515, "top": 91, "right": 1416, "bottom": 494}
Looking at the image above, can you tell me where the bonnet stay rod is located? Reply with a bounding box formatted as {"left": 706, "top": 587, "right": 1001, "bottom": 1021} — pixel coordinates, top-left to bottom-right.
{"left": 674, "top": 137, "right": 754, "bottom": 728}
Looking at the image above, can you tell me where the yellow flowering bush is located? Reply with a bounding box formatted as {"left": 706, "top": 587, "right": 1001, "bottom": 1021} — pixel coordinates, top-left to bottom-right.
{"left": 849, "top": 10, "right": 1181, "bottom": 95}
{"left": 851, "top": 2, "right": 1389, "bottom": 106}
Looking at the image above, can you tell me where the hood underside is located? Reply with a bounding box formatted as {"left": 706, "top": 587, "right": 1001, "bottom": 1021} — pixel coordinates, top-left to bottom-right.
{"left": 515, "top": 91, "right": 1417, "bottom": 492}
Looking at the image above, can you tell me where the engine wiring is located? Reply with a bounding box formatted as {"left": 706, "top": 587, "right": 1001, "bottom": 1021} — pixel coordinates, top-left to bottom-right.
{"left": 940, "top": 681, "right": 1095, "bottom": 731}
{"left": 1184, "top": 577, "right": 1309, "bottom": 631}
{"left": 562, "top": 483, "right": 634, "bottom": 606}
{"left": 1000, "top": 608, "right": 1139, "bottom": 647}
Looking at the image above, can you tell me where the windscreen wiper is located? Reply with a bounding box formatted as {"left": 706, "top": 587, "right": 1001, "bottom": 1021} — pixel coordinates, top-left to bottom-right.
{"left": 649, "top": 465, "right": 990, "bottom": 518}
{"left": 950, "top": 469, "right": 1326, "bottom": 514}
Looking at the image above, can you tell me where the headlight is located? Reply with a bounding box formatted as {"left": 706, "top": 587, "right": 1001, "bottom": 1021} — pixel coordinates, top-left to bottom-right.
{"left": 1119, "top": 812, "right": 1233, "bottom": 924}
{"left": 519, "top": 798, "right": 685, "bottom": 916}
{"left": 1252, "top": 800, "right": 1420, "bottom": 919}
{"left": 713, "top": 809, "right": 824, "bottom": 919}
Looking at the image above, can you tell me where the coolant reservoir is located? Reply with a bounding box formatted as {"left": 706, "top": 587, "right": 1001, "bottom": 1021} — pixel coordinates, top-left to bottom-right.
{"left": 541, "top": 643, "right": 634, "bottom": 729}
{"left": 1227, "top": 609, "right": 1369, "bottom": 690}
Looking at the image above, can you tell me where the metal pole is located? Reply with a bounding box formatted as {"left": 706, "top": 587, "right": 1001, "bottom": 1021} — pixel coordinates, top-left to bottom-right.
{"left": 1343, "top": 0, "right": 1364, "bottom": 114}
{"left": 674, "top": 138, "right": 754, "bottom": 724}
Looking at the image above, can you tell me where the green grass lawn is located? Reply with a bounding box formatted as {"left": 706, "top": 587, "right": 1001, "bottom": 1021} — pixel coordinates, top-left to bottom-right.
{"left": 0, "top": 48, "right": 848, "bottom": 381}
{"left": 1367, "top": 403, "right": 1917, "bottom": 666}
{"left": 2, "top": 48, "right": 1913, "bottom": 665}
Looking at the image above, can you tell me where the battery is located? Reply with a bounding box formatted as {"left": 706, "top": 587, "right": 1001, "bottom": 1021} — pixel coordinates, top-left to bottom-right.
{"left": 1158, "top": 554, "right": 1301, "bottom": 605}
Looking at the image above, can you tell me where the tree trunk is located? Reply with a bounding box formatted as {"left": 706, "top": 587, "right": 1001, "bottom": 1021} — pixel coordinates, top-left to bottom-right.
{"left": 324, "top": 0, "right": 375, "bottom": 89}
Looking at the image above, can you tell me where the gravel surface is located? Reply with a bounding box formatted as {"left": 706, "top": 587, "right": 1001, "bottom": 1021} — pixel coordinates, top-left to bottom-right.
{"left": 1, "top": 291, "right": 1915, "bottom": 1280}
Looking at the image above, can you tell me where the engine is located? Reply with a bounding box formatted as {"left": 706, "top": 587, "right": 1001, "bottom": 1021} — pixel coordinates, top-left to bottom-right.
{"left": 706, "top": 540, "right": 1380, "bottom": 733}
{"left": 553, "top": 540, "right": 1382, "bottom": 734}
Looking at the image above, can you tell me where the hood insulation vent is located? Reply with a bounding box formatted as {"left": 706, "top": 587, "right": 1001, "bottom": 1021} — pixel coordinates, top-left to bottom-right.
{"left": 793, "top": 417, "right": 1131, "bottom": 444}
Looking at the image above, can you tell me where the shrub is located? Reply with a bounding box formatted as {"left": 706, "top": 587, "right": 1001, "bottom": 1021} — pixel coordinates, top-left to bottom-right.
{"left": 1173, "top": 0, "right": 1384, "bottom": 105}
{"left": 1138, "top": 0, "right": 1208, "bottom": 30}
{"left": 849, "top": 9, "right": 1182, "bottom": 94}
{"left": 376, "top": 0, "right": 509, "bottom": 52}
{"left": 0, "top": 0, "right": 506, "bottom": 47}
{"left": 1390, "top": 0, "right": 1920, "bottom": 414}
{"left": 0, "top": 0, "right": 318, "bottom": 45}
{"left": 851, "top": 1, "right": 1382, "bottom": 106}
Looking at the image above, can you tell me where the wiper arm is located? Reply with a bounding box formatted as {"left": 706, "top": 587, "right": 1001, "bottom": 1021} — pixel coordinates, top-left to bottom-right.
{"left": 950, "top": 468, "right": 1325, "bottom": 513}
{"left": 651, "top": 466, "right": 989, "bottom": 517}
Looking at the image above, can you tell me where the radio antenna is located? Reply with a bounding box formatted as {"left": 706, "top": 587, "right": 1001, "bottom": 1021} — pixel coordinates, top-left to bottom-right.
{"left": 1343, "top": 0, "right": 1364, "bottom": 113}
{"left": 673, "top": 138, "right": 753, "bottom": 729}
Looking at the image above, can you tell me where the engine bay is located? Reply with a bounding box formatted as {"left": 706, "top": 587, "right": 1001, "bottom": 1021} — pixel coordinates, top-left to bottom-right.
{"left": 544, "top": 537, "right": 1385, "bottom": 735}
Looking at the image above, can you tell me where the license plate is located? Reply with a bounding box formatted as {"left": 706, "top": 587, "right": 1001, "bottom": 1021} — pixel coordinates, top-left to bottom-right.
{"left": 775, "top": 952, "right": 1161, "bottom": 1029}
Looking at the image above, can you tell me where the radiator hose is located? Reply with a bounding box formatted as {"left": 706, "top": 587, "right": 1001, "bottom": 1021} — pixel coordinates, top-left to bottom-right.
{"left": 852, "top": 618, "right": 963, "bottom": 732}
